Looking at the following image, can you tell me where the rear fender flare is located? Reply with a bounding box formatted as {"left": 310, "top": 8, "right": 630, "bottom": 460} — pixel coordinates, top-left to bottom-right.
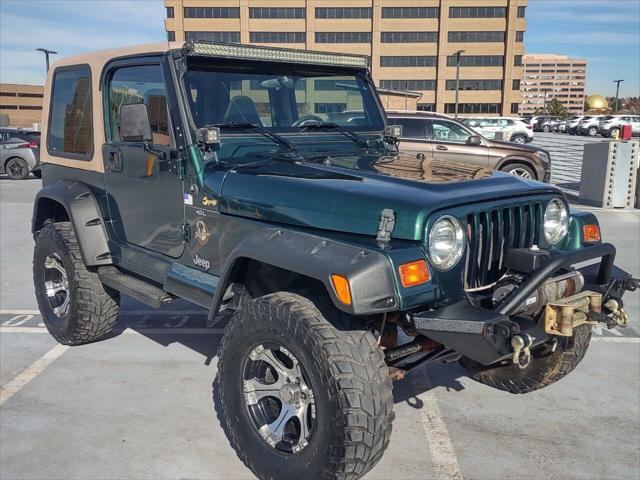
{"left": 32, "top": 180, "right": 112, "bottom": 266}
{"left": 210, "top": 227, "right": 399, "bottom": 317}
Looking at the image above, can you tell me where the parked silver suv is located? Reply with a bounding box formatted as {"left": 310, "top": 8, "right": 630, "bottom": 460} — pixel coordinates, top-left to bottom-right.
{"left": 599, "top": 115, "right": 640, "bottom": 138}
{"left": 0, "top": 128, "right": 41, "bottom": 179}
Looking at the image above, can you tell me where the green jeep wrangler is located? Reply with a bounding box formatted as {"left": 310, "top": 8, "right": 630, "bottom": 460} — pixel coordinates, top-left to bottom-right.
{"left": 32, "top": 41, "right": 637, "bottom": 480}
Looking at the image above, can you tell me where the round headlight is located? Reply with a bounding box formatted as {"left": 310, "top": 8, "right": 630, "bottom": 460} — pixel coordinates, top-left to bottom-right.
{"left": 428, "top": 216, "right": 465, "bottom": 271}
{"left": 544, "top": 199, "right": 569, "bottom": 245}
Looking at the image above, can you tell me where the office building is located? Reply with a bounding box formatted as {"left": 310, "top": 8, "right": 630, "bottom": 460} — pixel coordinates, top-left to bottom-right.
{"left": 521, "top": 54, "right": 587, "bottom": 115}
{"left": 0, "top": 83, "right": 44, "bottom": 127}
{"left": 164, "top": 0, "right": 527, "bottom": 115}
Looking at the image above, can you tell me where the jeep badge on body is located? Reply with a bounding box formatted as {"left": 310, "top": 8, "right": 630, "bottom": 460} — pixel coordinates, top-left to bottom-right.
{"left": 31, "top": 41, "right": 638, "bottom": 480}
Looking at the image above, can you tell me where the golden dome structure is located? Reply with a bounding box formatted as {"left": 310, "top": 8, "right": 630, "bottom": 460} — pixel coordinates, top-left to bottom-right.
{"left": 585, "top": 94, "right": 609, "bottom": 111}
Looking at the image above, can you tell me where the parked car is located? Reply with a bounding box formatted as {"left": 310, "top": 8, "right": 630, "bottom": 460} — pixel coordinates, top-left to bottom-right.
{"left": 0, "top": 128, "right": 41, "bottom": 179}
{"left": 533, "top": 116, "right": 562, "bottom": 132}
{"left": 599, "top": 115, "right": 640, "bottom": 138}
{"left": 31, "top": 41, "right": 637, "bottom": 480}
{"left": 577, "top": 116, "right": 605, "bottom": 136}
{"left": 388, "top": 111, "right": 549, "bottom": 180}
{"left": 557, "top": 115, "right": 583, "bottom": 133}
{"left": 462, "top": 117, "right": 533, "bottom": 144}
{"left": 566, "top": 115, "right": 590, "bottom": 135}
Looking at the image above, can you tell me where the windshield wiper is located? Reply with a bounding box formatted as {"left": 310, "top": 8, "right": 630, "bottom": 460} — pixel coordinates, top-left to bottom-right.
{"left": 297, "top": 121, "right": 370, "bottom": 148}
{"left": 210, "top": 122, "right": 296, "bottom": 153}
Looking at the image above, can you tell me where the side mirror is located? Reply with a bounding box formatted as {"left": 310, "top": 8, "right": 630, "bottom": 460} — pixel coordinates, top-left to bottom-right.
{"left": 467, "top": 135, "right": 482, "bottom": 146}
{"left": 119, "top": 103, "right": 152, "bottom": 143}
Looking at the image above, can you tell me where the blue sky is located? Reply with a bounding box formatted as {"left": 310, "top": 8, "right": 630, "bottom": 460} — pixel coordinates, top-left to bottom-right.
{"left": 1, "top": 0, "right": 638, "bottom": 97}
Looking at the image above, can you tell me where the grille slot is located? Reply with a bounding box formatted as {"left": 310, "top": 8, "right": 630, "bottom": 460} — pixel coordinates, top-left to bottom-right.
{"left": 465, "top": 202, "right": 542, "bottom": 289}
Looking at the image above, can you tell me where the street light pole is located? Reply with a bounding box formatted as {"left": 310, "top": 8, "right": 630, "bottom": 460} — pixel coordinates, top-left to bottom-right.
{"left": 613, "top": 79, "right": 624, "bottom": 112}
{"left": 454, "top": 50, "right": 465, "bottom": 119}
{"left": 35, "top": 48, "right": 58, "bottom": 72}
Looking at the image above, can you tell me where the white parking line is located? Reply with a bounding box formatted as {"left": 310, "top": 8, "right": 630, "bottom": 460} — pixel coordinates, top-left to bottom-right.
{"left": 0, "top": 327, "right": 224, "bottom": 335}
{"left": 0, "top": 309, "right": 207, "bottom": 316}
{"left": 0, "top": 343, "right": 69, "bottom": 406}
{"left": 411, "top": 369, "right": 464, "bottom": 480}
{"left": 592, "top": 337, "right": 640, "bottom": 343}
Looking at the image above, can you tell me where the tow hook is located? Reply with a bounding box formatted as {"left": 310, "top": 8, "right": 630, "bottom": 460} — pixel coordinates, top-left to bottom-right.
{"left": 511, "top": 334, "right": 533, "bottom": 369}
{"left": 604, "top": 299, "right": 630, "bottom": 328}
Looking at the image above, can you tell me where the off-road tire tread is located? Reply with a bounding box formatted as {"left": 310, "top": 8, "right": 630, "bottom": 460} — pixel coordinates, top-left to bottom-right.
{"left": 34, "top": 222, "right": 119, "bottom": 345}
{"left": 461, "top": 324, "right": 591, "bottom": 394}
{"left": 217, "top": 292, "right": 394, "bottom": 480}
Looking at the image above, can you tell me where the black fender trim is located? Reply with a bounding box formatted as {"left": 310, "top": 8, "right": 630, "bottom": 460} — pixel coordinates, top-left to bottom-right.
{"left": 208, "top": 227, "right": 399, "bottom": 319}
{"left": 32, "top": 180, "right": 112, "bottom": 266}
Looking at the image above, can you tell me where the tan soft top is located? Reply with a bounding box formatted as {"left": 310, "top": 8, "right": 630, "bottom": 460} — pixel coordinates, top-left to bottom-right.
{"left": 41, "top": 42, "right": 181, "bottom": 173}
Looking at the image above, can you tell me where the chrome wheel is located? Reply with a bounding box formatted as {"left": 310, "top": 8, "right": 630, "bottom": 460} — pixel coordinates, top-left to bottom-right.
{"left": 243, "top": 343, "right": 316, "bottom": 454}
{"left": 508, "top": 167, "right": 533, "bottom": 179}
{"left": 6, "top": 158, "right": 28, "bottom": 180}
{"left": 512, "top": 136, "right": 526, "bottom": 144}
{"left": 44, "top": 253, "right": 70, "bottom": 317}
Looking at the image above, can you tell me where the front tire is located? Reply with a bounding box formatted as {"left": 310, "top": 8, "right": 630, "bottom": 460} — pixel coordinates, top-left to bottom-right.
{"left": 460, "top": 324, "right": 592, "bottom": 394}
{"left": 542, "top": 125, "right": 550, "bottom": 132}
{"left": 501, "top": 162, "right": 536, "bottom": 180}
{"left": 33, "top": 222, "right": 120, "bottom": 345}
{"left": 217, "top": 292, "right": 394, "bottom": 480}
{"left": 609, "top": 128, "right": 620, "bottom": 138}
{"left": 511, "top": 134, "right": 527, "bottom": 144}
{"left": 588, "top": 127, "right": 598, "bottom": 136}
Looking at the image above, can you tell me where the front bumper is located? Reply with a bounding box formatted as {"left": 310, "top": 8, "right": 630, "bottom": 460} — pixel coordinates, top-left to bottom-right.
{"left": 412, "top": 243, "right": 635, "bottom": 366}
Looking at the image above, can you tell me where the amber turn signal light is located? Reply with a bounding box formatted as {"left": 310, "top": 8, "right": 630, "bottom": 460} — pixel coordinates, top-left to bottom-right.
{"left": 331, "top": 274, "right": 352, "bottom": 305}
{"left": 583, "top": 224, "right": 601, "bottom": 242}
{"left": 399, "top": 260, "right": 430, "bottom": 288}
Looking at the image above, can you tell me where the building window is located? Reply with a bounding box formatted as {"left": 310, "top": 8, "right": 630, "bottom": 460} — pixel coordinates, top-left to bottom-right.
{"left": 315, "top": 32, "right": 371, "bottom": 43}
{"left": 315, "top": 7, "right": 371, "bottom": 19}
{"left": 511, "top": 103, "right": 519, "bottom": 114}
{"left": 381, "top": 32, "right": 437, "bottom": 43}
{"left": 380, "top": 80, "right": 435, "bottom": 91}
{"left": 448, "top": 31, "right": 505, "bottom": 42}
{"left": 417, "top": 103, "right": 435, "bottom": 112}
{"left": 449, "top": 7, "right": 506, "bottom": 18}
{"left": 444, "top": 103, "right": 501, "bottom": 114}
{"left": 516, "top": 31, "right": 525, "bottom": 42}
{"left": 17, "top": 92, "right": 44, "bottom": 98}
{"left": 166, "top": 6, "right": 174, "bottom": 18}
{"left": 314, "top": 79, "right": 357, "bottom": 90}
{"left": 183, "top": 7, "right": 240, "bottom": 19}
{"left": 445, "top": 79, "right": 502, "bottom": 90}
{"left": 314, "top": 103, "right": 347, "bottom": 114}
{"left": 19, "top": 105, "right": 43, "bottom": 110}
{"left": 167, "top": 31, "right": 175, "bottom": 42}
{"left": 447, "top": 55, "right": 503, "bottom": 67}
{"left": 250, "top": 32, "right": 305, "bottom": 43}
{"left": 250, "top": 7, "right": 305, "bottom": 19}
{"left": 0, "top": 105, "right": 17, "bottom": 109}
{"left": 381, "top": 7, "right": 438, "bottom": 18}
{"left": 0, "top": 92, "right": 17, "bottom": 96}
{"left": 514, "top": 55, "right": 523, "bottom": 66}
{"left": 517, "top": 6, "right": 526, "bottom": 17}
{"left": 381, "top": 56, "right": 437, "bottom": 67}
{"left": 186, "top": 31, "right": 240, "bottom": 43}
{"left": 512, "top": 79, "right": 521, "bottom": 90}
{"left": 48, "top": 65, "right": 93, "bottom": 158}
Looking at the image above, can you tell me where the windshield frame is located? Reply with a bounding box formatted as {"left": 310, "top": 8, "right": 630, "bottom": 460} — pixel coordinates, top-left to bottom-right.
{"left": 180, "top": 57, "right": 386, "bottom": 137}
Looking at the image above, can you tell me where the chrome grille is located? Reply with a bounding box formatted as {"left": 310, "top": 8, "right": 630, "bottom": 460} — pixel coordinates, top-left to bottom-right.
{"left": 464, "top": 202, "right": 543, "bottom": 289}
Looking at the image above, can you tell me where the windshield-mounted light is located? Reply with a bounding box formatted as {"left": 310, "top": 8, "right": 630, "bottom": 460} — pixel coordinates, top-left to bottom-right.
{"left": 186, "top": 41, "right": 369, "bottom": 68}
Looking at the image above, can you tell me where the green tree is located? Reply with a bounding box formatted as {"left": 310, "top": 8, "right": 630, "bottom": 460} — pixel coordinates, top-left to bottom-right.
{"left": 546, "top": 98, "right": 570, "bottom": 118}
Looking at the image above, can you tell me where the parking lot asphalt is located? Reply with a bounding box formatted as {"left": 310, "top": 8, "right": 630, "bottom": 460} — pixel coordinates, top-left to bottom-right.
{"left": 1, "top": 148, "right": 639, "bottom": 480}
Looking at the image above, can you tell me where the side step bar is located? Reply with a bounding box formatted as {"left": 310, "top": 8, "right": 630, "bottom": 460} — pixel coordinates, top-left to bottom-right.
{"left": 98, "top": 266, "right": 173, "bottom": 309}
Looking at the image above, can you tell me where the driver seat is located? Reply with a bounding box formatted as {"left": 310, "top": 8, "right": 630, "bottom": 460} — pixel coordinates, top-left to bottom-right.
{"left": 222, "top": 96, "right": 263, "bottom": 126}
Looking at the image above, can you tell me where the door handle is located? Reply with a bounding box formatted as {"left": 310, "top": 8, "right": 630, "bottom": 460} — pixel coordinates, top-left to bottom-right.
{"left": 108, "top": 151, "right": 123, "bottom": 173}
{"left": 436, "top": 145, "right": 448, "bottom": 151}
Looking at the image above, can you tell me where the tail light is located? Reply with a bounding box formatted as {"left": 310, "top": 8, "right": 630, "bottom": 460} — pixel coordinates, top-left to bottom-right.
{"left": 526, "top": 124, "right": 533, "bottom": 130}
{"left": 27, "top": 141, "right": 38, "bottom": 148}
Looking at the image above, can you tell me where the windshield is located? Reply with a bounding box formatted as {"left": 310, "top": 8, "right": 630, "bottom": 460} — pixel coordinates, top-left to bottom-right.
{"left": 183, "top": 61, "right": 384, "bottom": 133}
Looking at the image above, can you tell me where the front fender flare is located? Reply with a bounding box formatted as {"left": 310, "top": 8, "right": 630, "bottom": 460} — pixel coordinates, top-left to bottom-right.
{"left": 32, "top": 180, "right": 112, "bottom": 266}
{"left": 210, "top": 227, "right": 399, "bottom": 317}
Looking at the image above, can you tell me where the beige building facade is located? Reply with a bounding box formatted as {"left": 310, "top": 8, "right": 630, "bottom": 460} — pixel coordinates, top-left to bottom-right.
{"left": 0, "top": 83, "right": 44, "bottom": 127}
{"left": 521, "top": 54, "right": 587, "bottom": 115}
{"left": 164, "top": 0, "right": 527, "bottom": 116}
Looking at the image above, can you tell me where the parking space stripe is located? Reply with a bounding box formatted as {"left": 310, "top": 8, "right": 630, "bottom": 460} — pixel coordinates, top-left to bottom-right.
{"left": 0, "top": 327, "right": 224, "bottom": 335}
{"left": 0, "top": 343, "right": 69, "bottom": 406}
{"left": 411, "top": 370, "right": 464, "bottom": 480}
{"left": 592, "top": 337, "right": 640, "bottom": 343}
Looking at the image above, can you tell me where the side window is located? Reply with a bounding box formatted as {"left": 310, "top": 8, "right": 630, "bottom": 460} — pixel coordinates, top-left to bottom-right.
{"left": 394, "top": 118, "right": 427, "bottom": 139}
{"left": 429, "top": 119, "right": 472, "bottom": 143}
{"left": 47, "top": 65, "right": 92, "bottom": 158}
{"left": 108, "top": 64, "right": 170, "bottom": 146}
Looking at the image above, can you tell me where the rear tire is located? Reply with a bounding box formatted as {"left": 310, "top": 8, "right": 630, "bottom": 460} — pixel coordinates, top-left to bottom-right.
{"left": 5, "top": 157, "right": 29, "bottom": 180}
{"left": 33, "top": 222, "right": 120, "bottom": 345}
{"left": 460, "top": 324, "right": 592, "bottom": 394}
{"left": 542, "top": 125, "right": 550, "bottom": 132}
{"left": 217, "top": 292, "right": 394, "bottom": 480}
{"left": 588, "top": 127, "right": 598, "bottom": 136}
{"left": 609, "top": 128, "right": 620, "bottom": 138}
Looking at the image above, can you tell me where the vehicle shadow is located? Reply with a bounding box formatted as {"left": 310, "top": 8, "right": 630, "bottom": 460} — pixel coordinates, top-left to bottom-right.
{"left": 392, "top": 363, "right": 468, "bottom": 407}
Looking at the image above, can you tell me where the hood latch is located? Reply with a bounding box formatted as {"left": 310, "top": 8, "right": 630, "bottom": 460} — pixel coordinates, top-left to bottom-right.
{"left": 376, "top": 209, "right": 396, "bottom": 249}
